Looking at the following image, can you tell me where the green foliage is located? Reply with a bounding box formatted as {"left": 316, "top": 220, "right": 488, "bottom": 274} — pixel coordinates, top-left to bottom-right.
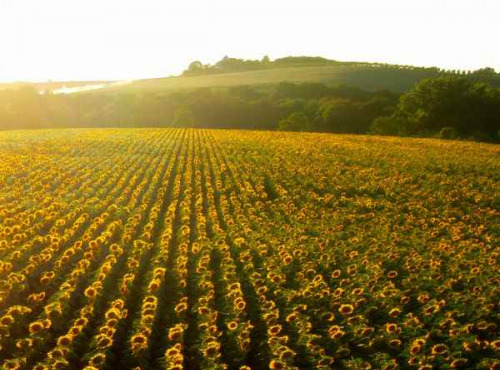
{"left": 187, "top": 61, "right": 203, "bottom": 73}
{"left": 378, "top": 76, "right": 500, "bottom": 140}
{"left": 320, "top": 99, "right": 369, "bottom": 133}
{"left": 279, "top": 112, "right": 310, "bottom": 131}
{"left": 370, "top": 116, "right": 410, "bottom": 136}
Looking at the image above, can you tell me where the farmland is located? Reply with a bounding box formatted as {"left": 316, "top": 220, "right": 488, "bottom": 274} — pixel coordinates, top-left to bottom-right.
{"left": 0, "top": 128, "right": 498, "bottom": 369}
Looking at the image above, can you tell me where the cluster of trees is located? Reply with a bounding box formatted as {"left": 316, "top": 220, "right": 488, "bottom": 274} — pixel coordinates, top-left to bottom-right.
{"left": 0, "top": 76, "right": 499, "bottom": 141}
{"left": 371, "top": 76, "right": 500, "bottom": 140}
{"left": 182, "top": 55, "right": 448, "bottom": 76}
{"left": 183, "top": 55, "right": 346, "bottom": 75}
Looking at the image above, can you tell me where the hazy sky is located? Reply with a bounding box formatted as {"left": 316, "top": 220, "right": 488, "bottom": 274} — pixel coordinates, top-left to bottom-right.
{"left": 0, "top": 0, "right": 498, "bottom": 82}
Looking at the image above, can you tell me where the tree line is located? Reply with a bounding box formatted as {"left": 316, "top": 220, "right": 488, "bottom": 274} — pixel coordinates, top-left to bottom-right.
{"left": 0, "top": 75, "right": 499, "bottom": 141}
{"left": 182, "top": 55, "right": 443, "bottom": 75}
{"left": 183, "top": 55, "right": 500, "bottom": 81}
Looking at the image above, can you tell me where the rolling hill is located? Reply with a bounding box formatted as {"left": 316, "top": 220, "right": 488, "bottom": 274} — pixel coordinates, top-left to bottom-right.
{"left": 95, "top": 64, "right": 443, "bottom": 95}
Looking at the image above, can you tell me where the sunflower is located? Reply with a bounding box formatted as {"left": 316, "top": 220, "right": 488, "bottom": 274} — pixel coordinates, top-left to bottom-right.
{"left": 166, "top": 345, "right": 181, "bottom": 357}
{"left": 389, "top": 308, "right": 402, "bottom": 318}
{"left": 29, "top": 321, "right": 44, "bottom": 334}
{"left": 131, "top": 333, "right": 148, "bottom": 352}
{"left": 32, "top": 366, "right": 50, "bottom": 370}
{"left": 269, "top": 359, "right": 285, "bottom": 369}
{"left": 418, "top": 365, "right": 433, "bottom": 370}
{"left": 352, "top": 288, "right": 364, "bottom": 295}
{"left": 331, "top": 330, "right": 345, "bottom": 340}
{"left": 89, "top": 353, "right": 107, "bottom": 366}
{"left": 431, "top": 343, "right": 448, "bottom": 355}
{"left": 167, "top": 365, "right": 183, "bottom": 370}
{"left": 227, "top": 321, "right": 238, "bottom": 331}
{"left": 338, "top": 304, "right": 354, "bottom": 315}
{"left": 57, "top": 334, "right": 74, "bottom": 347}
{"left": 388, "top": 339, "right": 401, "bottom": 349}
{"left": 203, "top": 342, "right": 221, "bottom": 358}
{"left": 97, "top": 335, "right": 113, "bottom": 349}
{"left": 268, "top": 325, "right": 282, "bottom": 336}
{"left": 168, "top": 327, "right": 184, "bottom": 343}
{"left": 131, "top": 333, "right": 148, "bottom": 345}
{"left": 0, "top": 315, "right": 14, "bottom": 326}
{"left": 328, "top": 325, "right": 345, "bottom": 340}
{"left": 413, "top": 338, "right": 426, "bottom": 347}
{"left": 450, "top": 358, "right": 468, "bottom": 368}
{"left": 49, "top": 347, "right": 68, "bottom": 359}
{"left": 333, "top": 288, "right": 345, "bottom": 297}
{"left": 3, "top": 360, "right": 22, "bottom": 370}
{"left": 148, "top": 279, "right": 161, "bottom": 292}
{"left": 386, "top": 271, "right": 398, "bottom": 279}
{"left": 331, "top": 270, "right": 341, "bottom": 279}
{"left": 84, "top": 287, "right": 98, "bottom": 299}
{"left": 385, "top": 323, "right": 399, "bottom": 335}
{"left": 491, "top": 340, "right": 500, "bottom": 352}
{"left": 407, "top": 358, "right": 419, "bottom": 366}
{"left": 69, "top": 326, "right": 82, "bottom": 336}
{"left": 279, "top": 348, "right": 295, "bottom": 360}
{"left": 74, "top": 317, "right": 88, "bottom": 327}
{"left": 128, "top": 259, "right": 140, "bottom": 269}
{"left": 15, "top": 338, "right": 32, "bottom": 350}
{"left": 235, "top": 300, "right": 246, "bottom": 311}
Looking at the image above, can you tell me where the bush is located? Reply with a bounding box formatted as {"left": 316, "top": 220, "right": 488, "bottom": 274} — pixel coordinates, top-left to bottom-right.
{"left": 439, "top": 126, "right": 458, "bottom": 140}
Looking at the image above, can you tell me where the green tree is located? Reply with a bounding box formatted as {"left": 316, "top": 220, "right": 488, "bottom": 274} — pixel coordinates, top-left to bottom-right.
{"left": 279, "top": 112, "right": 310, "bottom": 131}
{"left": 379, "top": 76, "right": 500, "bottom": 139}
{"left": 320, "top": 99, "right": 368, "bottom": 133}
{"left": 187, "top": 61, "right": 203, "bottom": 73}
{"left": 173, "top": 106, "right": 196, "bottom": 126}
{"left": 370, "top": 115, "right": 410, "bottom": 136}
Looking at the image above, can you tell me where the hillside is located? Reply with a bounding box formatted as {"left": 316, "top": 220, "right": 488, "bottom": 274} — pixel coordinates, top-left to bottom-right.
{"left": 97, "top": 65, "right": 443, "bottom": 94}
{"left": 94, "top": 56, "right": 499, "bottom": 95}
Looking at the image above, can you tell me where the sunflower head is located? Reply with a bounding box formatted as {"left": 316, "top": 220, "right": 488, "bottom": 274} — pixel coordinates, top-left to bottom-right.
{"left": 338, "top": 304, "right": 354, "bottom": 315}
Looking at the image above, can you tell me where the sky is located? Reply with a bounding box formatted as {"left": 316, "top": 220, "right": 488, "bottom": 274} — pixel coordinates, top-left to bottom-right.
{"left": 0, "top": 0, "right": 498, "bottom": 82}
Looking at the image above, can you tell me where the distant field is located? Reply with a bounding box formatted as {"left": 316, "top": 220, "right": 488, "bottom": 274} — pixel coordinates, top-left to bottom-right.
{"left": 96, "top": 65, "right": 441, "bottom": 94}
{"left": 0, "top": 129, "right": 498, "bottom": 369}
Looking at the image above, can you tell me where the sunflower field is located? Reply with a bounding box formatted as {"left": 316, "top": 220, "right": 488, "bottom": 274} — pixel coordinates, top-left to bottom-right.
{"left": 0, "top": 128, "right": 498, "bottom": 370}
